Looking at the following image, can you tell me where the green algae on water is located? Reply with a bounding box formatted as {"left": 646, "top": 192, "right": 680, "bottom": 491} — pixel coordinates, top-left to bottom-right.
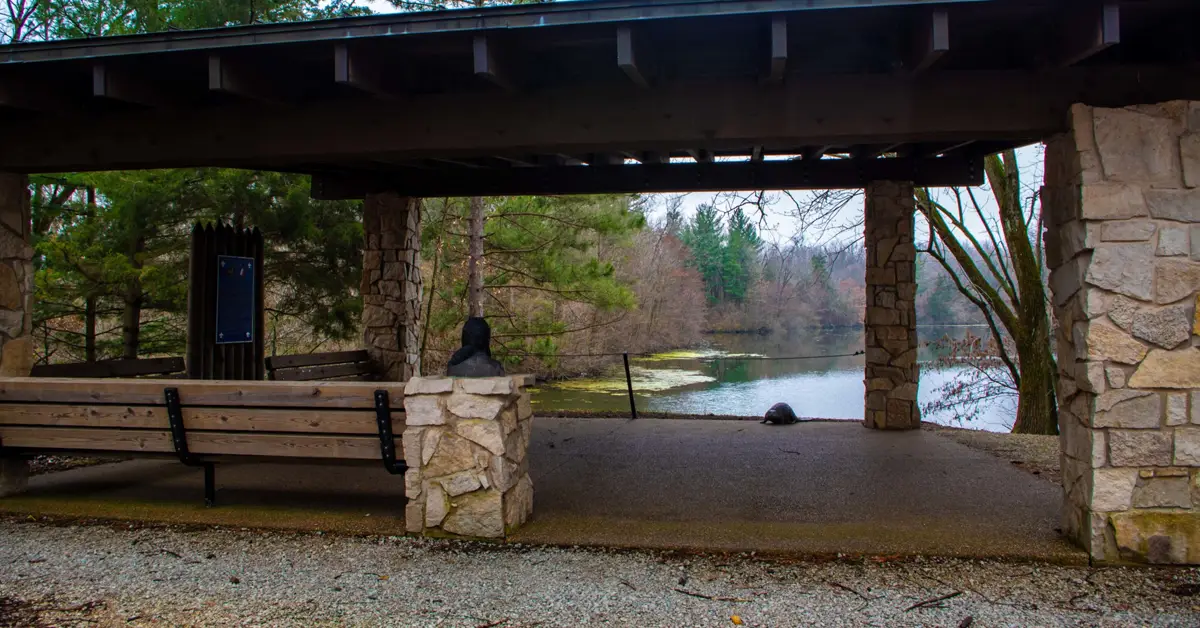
{"left": 549, "top": 366, "right": 715, "bottom": 394}
{"left": 643, "top": 349, "right": 765, "bottom": 361}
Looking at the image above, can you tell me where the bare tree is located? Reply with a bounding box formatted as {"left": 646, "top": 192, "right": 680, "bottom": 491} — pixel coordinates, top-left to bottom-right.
{"left": 915, "top": 149, "right": 1057, "bottom": 435}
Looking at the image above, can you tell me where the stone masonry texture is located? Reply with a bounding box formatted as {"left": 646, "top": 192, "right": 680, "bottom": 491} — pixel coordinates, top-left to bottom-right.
{"left": 0, "top": 173, "right": 32, "bottom": 497}
{"left": 401, "top": 375, "right": 534, "bottom": 539}
{"left": 1043, "top": 101, "right": 1200, "bottom": 564}
{"left": 863, "top": 181, "right": 920, "bottom": 430}
{"left": 361, "top": 192, "right": 422, "bottom": 381}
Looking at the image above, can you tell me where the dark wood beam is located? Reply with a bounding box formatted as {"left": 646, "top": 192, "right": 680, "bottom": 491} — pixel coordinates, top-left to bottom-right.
{"left": 617, "top": 26, "right": 648, "bottom": 89}
{"left": 587, "top": 153, "right": 625, "bottom": 166}
{"left": 923, "top": 140, "right": 974, "bottom": 157}
{"left": 334, "top": 44, "right": 386, "bottom": 96}
{"left": 750, "top": 145, "right": 764, "bottom": 163}
{"left": 687, "top": 149, "right": 714, "bottom": 164}
{"left": 6, "top": 66, "right": 1198, "bottom": 174}
{"left": 0, "top": 77, "right": 67, "bottom": 112}
{"left": 209, "top": 55, "right": 290, "bottom": 104}
{"left": 803, "top": 145, "right": 833, "bottom": 160}
{"left": 1060, "top": 1, "right": 1120, "bottom": 67}
{"left": 427, "top": 157, "right": 485, "bottom": 169}
{"left": 768, "top": 16, "right": 787, "bottom": 84}
{"left": 311, "top": 156, "right": 983, "bottom": 199}
{"left": 92, "top": 63, "right": 162, "bottom": 106}
{"left": 868, "top": 142, "right": 905, "bottom": 158}
{"left": 909, "top": 10, "right": 949, "bottom": 74}
{"left": 493, "top": 155, "right": 538, "bottom": 167}
{"left": 639, "top": 151, "right": 667, "bottom": 165}
{"left": 474, "top": 35, "right": 514, "bottom": 92}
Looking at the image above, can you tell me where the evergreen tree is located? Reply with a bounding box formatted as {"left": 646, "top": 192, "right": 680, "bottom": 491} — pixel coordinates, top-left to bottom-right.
{"left": 420, "top": 194, "right": 643, "bottom": 364}
{"left": 680, "top": 204, "right": 726, "bottom": 304}
{"left": 723, "top": 207, "right": 761, "bottom": 303}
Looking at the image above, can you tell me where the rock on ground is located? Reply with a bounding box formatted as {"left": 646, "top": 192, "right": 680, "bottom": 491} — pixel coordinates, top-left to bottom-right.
{"left": 1, "top": 519, "right": 1198, "bottom": 627}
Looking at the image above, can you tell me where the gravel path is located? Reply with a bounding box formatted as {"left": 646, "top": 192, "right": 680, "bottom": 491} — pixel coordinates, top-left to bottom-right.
{"left": 2, "top": 519, "right": 1198, "bottom": 627}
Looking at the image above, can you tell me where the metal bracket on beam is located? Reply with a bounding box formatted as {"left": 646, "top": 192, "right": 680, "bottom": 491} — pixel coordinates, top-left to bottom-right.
{"left": 374, "top": 390, "right": 407, "bottom": 476}
{"left": 165, "top": 387, "right": 215, "bottom": 507}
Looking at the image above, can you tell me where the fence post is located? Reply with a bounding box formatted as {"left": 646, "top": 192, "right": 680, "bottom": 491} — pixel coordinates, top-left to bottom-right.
{"left": 622, "top": 353, "right": 638, "bottom": 419}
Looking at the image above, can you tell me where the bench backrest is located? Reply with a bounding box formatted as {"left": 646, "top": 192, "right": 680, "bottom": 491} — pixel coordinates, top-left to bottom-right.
{"left": 265, "top": 350, "right": 376, "bottom": 382}
{"left": 31, "top": 357, "right": 186, "bottom": 379}
{"left": 0, "top": 378, "right": 405, "bottom": 461}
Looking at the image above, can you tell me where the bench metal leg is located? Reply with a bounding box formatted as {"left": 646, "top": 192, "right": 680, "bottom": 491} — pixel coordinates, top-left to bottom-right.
{"left": 203, "top": 463, "right": 215, "bottom": 507}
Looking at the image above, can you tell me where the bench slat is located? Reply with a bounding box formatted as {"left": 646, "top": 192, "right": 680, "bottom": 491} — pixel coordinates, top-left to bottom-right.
{"left": 0, "top": 404, "right": 401, "bottom": 435}
{"left": 31, "top": 357, "right": 186, "bottom": 379}
{"left": 0, "top": 426, "right": 172, "bottom": 453}
{"left": 0, "top": 378, "right": 406, "bottom": 409}
{"left": 265, "top": 350, "right": 370, "bottom": 370}
{"left": 0, "top": 426, "right": 393, "bottom": 460}
{"left": 271, "top": 362, "right": 376, "bottom": 382}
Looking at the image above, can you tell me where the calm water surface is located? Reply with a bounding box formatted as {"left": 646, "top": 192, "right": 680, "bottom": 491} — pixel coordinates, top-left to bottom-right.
{"left": 532, "top": 326, "right": 1015, "bottom": 433}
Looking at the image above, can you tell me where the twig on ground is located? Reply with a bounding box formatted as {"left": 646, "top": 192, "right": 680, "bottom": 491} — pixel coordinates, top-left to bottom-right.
{"left": 779, "top": 449, "right": 804, "bottom": 455}
{"left": 620, "top": 579, "right": 637, "bottom": 591}
{"left": 905, "top": 591, "right": 963, "bottom": 611}
{"left": 827, "top": 581, "right": 877, "bottom": 601}
{"left": 476, "top": 618, "right": 509, "bottom": 628}
{"left": 673, "top": 588, "right": 750, "bottom": 602}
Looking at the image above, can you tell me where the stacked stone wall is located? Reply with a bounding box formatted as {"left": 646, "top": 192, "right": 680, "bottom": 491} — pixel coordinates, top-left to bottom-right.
{"left": 1044, "top": 101, "right": 1200, "bottom": 563}
{"left": 0, "top": 173, "right": 33, "bottom": 496}
{"left": 401, "top": 375, "right": 534, "bottom": 538}
{"left": 361, "top": 192, "right": 422, "bottom": 381}
{"left": 863, "top": 180, "right": 920, "bottom": 430}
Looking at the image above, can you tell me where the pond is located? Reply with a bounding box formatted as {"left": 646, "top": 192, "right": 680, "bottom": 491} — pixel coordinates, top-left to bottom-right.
{"left": 531, "top": 326, "right": 1016, "bottom": 433}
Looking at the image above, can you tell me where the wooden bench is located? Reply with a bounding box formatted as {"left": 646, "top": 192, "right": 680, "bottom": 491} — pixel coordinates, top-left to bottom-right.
{"left": 31, "top": 357, "right": 187, "bottom": 379}
{"left": 266, "top": 350, "right": 379, "bottom": 382}
{"left": 0, "top": 378, "right": 406, "bottom": 506}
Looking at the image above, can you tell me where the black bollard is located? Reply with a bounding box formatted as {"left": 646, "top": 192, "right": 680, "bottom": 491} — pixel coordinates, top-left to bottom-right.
{"left": 623, "top": 352, "right": 638, "bottom": 419}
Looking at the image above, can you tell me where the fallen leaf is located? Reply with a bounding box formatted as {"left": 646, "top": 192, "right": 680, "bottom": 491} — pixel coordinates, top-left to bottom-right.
{"left": 229, "top": 576, "right": 240, "bottom": 584}
{"left": 731, "top": 616, "right": 743, "bottom": 625}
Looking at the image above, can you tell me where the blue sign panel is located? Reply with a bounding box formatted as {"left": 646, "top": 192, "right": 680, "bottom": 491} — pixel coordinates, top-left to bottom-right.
{"left": 215, "top": 255, "right": 255, "bottom": 344}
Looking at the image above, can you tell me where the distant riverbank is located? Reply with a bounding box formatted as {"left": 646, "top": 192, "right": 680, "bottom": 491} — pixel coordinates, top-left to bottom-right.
{"left": 531, "top": 326, "right": 1015, "bottom": 433}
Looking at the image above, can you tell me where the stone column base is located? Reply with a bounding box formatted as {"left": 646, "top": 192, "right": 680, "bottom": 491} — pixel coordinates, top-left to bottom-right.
{"left": 402, "top": 375, "right": 533, "bottom": 538}
{"left": 0, "top": 457, "right": 29, "bottom": 497}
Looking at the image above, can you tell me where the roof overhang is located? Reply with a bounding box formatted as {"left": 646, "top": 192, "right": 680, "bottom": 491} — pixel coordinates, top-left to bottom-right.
{"left": 1, "top": 0, "right": 1198, "bottom": 197}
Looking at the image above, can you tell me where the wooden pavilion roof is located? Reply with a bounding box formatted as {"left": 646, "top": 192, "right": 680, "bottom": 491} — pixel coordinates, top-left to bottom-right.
{"left": 1, "top": 0, "right": 1198, "bottom": 197}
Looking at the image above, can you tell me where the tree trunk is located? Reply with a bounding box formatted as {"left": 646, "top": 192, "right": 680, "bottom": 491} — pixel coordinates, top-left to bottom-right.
{"left": 84, "top": 294, "right": 97, "bottom": 362}
{"left": 467, "top": 196, "right": 485, "bottom": 318}
{"left": 121, "top": 236, "right": 146, "bottom": 360}
{"left": 1012, "top": 323, "right": 1058, "bottom": 435}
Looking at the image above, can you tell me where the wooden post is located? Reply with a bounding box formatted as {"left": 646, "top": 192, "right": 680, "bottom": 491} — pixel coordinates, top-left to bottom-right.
{"left": 623, "top": 353, "right": 638, "bottom": 419}
{"left": 186, "top": 223, "right": 265, "bottom": 380}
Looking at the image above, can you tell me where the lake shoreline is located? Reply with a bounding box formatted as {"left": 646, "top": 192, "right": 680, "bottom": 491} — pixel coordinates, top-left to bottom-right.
{"left": 533, "top": 327, "right": 1015, "bottom": 433}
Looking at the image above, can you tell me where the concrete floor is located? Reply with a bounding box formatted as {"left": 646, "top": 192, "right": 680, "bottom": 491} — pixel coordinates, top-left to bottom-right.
{"left": 0, "top": 418, "right": 1083, "bottom": 562}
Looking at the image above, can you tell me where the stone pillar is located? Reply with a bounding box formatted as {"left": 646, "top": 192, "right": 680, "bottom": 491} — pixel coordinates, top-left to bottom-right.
{"left": 0, "top": 173, "right": 33, "bottom": 497}
{"left": 361, "top": 192, "right": 422, "bottom": 381}
{"left": 401, "top": 375, "right": 534, "bottom": 538}
{"left": 863, "top": 180, "right": 920, "bottom": 430}
{"left": 1044, "top": 101, "right": 1200, "bottom": 564}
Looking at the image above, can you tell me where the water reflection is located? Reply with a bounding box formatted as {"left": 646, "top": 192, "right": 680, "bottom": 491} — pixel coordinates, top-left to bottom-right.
{"left": 533, "top": 326, "right": 1015, "bottom": 433}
